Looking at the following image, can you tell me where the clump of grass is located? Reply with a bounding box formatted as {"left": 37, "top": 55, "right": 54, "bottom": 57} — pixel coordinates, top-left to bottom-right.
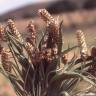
{"left": 0, "top": 9, "right": 96, "bottom": 96}
{"left": 27, "top": 21, "right": 37, "bottom": 46}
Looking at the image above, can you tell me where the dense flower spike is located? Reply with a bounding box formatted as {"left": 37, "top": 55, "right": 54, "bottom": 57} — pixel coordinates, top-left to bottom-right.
{"left": 38, "top": 8, "right": 59, "bottom": 28}
{"left": 25, "top": 41, "right": 40, "bottom": 64}
{"left": 38, "top": 9, "right": 56, "bottom": 23}
{"left": 38, "top": 9, "right": 60, "bottom": 49}
{"left": 0, "top": 25, "right": 5, "bottom": 41}
{"left": 27, "top": 21, "right": 36, "bottom": 46}
{"left": 25, "top": 41, "right": 34, "bottom": 57}
{"left": 47, "top": 21, "right": 59, "bottom": 43}
{"left": 7, "top": 19, "right": 23, "bottom": 43}
{"left": 44, "top": 48, "right": 52, "bottom": 62}
{"left": 38, "top": 8, "right": 58, "bottom": 29}
{"left": 1, "top": 48, "right": 12, "bottom": 72}
{"left": 76, "top": 30, "right": 88, "bottom": 58}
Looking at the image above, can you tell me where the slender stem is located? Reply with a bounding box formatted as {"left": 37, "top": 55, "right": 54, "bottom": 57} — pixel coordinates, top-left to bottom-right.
{"left": 24, "top": 65, "right": 31, "bottom": 93}
{"left": 8, "top": 43, "right": 19, "bottom": 69}
{"left": 12, "top": 65, "right": 18, "bottom": 77}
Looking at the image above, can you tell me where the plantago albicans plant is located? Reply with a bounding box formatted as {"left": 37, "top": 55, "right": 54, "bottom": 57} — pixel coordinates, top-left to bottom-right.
{"left": 0, "top": 9, "right": 96, "bottom": 96}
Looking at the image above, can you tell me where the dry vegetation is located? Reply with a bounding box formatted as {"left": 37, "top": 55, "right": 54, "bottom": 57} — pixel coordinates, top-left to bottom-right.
{"left": 0, "top": 9, "right": 96, "bottom": 96}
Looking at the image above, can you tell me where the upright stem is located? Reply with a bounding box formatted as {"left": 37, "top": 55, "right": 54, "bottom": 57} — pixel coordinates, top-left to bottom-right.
{"left": 8, "top": 43, "right": 20, "bottom": 69}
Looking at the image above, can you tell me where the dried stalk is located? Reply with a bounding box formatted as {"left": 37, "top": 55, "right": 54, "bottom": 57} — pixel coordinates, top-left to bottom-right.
{"left": 76, "top": 30, "right": 88, "bottom": 59}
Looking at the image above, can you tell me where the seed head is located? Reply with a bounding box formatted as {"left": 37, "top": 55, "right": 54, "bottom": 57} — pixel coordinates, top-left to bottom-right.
{"left": 45, "top": 49, "right": 52, "bottom": 63}
{"left": 47, "top": 21, "right": 59, "bottom": 44}
{"left": 38, "top": 9, "right": 60, "bottom": 46}
{"left": 76, "top": 30, "right": 88, "bottom": 58}
{"left": 38, "top": 9, "right": 58, "bottom": 28}
{"left": 25, "top": 42, "right": 34, "bottom": 57}
{"left": 8, "top": 19, "right": 23, "bottom": 43}
{"left": 1, "top": 48, "right": 12, "bottom": 72}
{"left": 27, "top": 21, "right": 36, "bottom": 46}
{"left": 38, "top": 9, "right": 55, "bottom": 24}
